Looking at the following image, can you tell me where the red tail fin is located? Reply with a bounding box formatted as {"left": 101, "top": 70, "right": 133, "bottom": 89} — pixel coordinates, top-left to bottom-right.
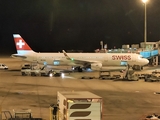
{"left": 13, "top": 34, "right": 32, "bottom": 51}
{"left": 13, "top": 34, "right": 34, "bottom": 54}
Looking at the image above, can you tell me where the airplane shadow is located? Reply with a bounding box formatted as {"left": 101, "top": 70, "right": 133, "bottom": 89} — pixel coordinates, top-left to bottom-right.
{"left": 8, "top": 69, "right": 21, "bottom": 71}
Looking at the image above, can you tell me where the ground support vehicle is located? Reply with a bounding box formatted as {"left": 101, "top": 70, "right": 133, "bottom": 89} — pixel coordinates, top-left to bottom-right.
{"left": 123, "top": 70, "right": 139, "bottom": 81}
{"left": 135, "top": 73, "right": 148, "bottom": 79}
{"left": 99, "top": 71, "right": 121, "bottom": 80}
{"left": 122, "top": 65, "right": 139, "bottom": 81}
{"left": 81, "top": 76, "right": 95, "bottom": 79}
{"left": 21, "top": 68, "right": 40, "bottom": 76}
{"left": 21, "top": 63, "right": 31, "bottom": 69}
{"left": 99, "top": 75, "right": 121, "bottom": 80}
{"left": 49, "top": 91, "right": 103, "bottom": 120}
{"left": 142, "top": 113, "right": 160, "bottom": 120}
{"left": 99, "top": 65, "right": 139, "bottom": 81}
{"left": 0, "top": 63, "right": 8, "bottom": 70}
{"left": 144, "top": 74, "right": 160, "bottom": 82}
{"left": 21, "top": 68, "right": 62, "bottom": 77}
{"left": 152, "top": 70, "right": 160, "bottom": 74}
{"left": 2, "top": 109, "right": 42, "bottom": 120}
{"left": 124, "top": 70, "right": 139, "bottom": 81}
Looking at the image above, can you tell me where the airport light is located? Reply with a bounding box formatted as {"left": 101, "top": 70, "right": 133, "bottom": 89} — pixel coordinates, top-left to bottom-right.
{"left": 142, "top": 0, "right": 148, "bottom": 48}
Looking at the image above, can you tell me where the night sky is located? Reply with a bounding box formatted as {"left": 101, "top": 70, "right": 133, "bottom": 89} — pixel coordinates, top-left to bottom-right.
{"left": 1, "top": 0, "right": 160, "bottom": 55}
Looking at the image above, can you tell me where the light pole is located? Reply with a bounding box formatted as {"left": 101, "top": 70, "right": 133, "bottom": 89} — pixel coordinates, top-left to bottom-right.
{"left": 142, "top": 0, "right": 148, "bottom": 49}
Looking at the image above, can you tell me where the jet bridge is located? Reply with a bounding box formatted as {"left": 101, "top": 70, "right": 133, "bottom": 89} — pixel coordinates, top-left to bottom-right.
{"left": 138, "top": 42, "right": 160, "bottom": 66}
{"left": 140, "top": 50, "right": 159, "bottom": 66}
{"left": 140, "top": 50, "right": 159, "bottom": 58}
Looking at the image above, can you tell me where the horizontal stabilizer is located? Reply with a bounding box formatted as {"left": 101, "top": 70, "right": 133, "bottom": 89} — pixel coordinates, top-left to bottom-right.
{"left": 11, "top": 54, "right": 27, "bottom": 59}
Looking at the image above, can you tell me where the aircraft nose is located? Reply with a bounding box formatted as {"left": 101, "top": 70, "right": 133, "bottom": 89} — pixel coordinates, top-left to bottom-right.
{"left": 143, "top": 58, "right": 149, "bottom": 65}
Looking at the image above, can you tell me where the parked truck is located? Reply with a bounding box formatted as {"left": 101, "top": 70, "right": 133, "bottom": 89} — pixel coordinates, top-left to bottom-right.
{"left": 50, "top": 91, "right": 103, "bottom": 120}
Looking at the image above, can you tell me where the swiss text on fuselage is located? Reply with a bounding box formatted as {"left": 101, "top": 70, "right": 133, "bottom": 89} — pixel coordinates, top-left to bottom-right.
{"left": 112, "top": 55, "right": 131, "bottom": 60}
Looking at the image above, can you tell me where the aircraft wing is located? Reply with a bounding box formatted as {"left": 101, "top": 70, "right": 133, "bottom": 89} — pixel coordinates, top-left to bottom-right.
{"left": 62, "top": 50, "right": 101, "bottom": 65}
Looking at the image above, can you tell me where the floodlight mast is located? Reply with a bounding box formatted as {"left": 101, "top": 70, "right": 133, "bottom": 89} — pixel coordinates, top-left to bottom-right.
{"left": 142, "top": 0, "right": 148, "bottom": 49}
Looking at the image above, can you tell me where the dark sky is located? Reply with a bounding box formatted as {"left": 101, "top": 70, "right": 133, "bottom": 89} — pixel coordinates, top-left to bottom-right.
{"left": 1, "top": 0, "right": 160, "bottom": 54}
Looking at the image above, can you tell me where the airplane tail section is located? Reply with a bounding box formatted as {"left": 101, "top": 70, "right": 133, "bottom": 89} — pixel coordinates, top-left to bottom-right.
{"left": 13, "top": 34, "right": 35, "bottom": 54}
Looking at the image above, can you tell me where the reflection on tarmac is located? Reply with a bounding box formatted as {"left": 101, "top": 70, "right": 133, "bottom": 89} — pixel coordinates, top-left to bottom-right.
{"left": 62, "top": 74, "right": 76, "bottom": 79}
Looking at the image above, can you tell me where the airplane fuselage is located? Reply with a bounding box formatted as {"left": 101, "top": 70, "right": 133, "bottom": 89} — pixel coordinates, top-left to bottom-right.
{"left": 15, "top": 52, "right": 148, "bottom": 67}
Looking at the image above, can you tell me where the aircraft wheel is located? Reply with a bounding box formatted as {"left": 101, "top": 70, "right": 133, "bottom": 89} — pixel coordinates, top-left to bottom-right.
{"left": 22, "top": 72, "right": 26, "bottom": 76}
{"left": 31, "top": 72, "right": 36, "bottom": 76}
{"left": 141, "top": 66, "right": 143, "bottom": 70}
{"left": 78, "top": 67, "right": 83, "bottom": 72}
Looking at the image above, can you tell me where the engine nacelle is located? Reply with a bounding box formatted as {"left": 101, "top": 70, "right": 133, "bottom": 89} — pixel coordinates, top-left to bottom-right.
{"left": 90, "top": 63, "right": 102, "bottom": 71}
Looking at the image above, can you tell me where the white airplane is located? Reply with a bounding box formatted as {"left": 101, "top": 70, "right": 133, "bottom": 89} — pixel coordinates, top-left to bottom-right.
{"left": 11, "top": 34, "right": 149, "bottom": 71}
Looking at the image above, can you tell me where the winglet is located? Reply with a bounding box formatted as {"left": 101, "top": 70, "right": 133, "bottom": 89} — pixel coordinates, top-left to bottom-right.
{"left": 62, "top": 50, "right": 71, "bottom": 60}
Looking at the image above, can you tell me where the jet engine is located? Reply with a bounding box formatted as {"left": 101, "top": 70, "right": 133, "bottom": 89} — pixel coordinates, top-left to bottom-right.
{"left": 90, "top": 63, "right": 102, "bottom": 71}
